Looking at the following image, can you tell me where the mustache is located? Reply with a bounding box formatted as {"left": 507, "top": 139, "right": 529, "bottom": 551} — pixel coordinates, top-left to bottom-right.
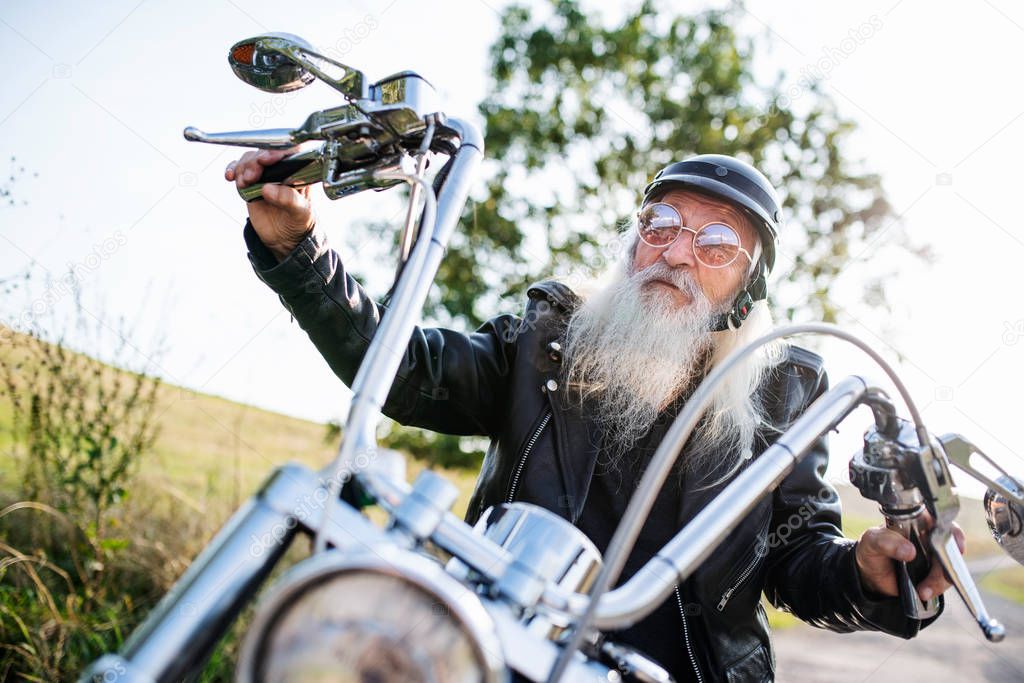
{"left": 630, "top": 261, "right": 705, "bottom": 302}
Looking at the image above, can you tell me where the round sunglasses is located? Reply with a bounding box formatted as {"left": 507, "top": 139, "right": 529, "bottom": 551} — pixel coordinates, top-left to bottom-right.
{"left": 636, "top": 202, "right": 753, "bottom": 269}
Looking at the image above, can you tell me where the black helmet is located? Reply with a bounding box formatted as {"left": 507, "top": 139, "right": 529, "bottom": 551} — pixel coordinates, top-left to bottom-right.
{"left": 643, "top": 154, "right": 782, "bottom": 271}
{"left": 642, "top": 154, "right": 783, "bottom": 329}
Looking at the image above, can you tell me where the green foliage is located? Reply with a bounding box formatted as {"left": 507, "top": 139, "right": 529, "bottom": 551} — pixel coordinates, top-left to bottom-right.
{"left": 0, "top": 492, "right": 257, "bottom": 681}
{"left": 324, "top": 419, "right": 485, "bottom": 470}
{"left": 0, "top": 326, "right": 484, "bottom": 679}
{"left": 0, "top": 500, "right": 165, "bottom": 680}
{"left": 422, "top": 0, "right": 921, "bottom": 327}
{"left": 350, "top": 0, "right": 925, "bottom": 465}
{"left": 0, "top": 312, "right": 161, "bottom": 536}
{"left": 379, "top": 421, "right": 484, "bottom": 470}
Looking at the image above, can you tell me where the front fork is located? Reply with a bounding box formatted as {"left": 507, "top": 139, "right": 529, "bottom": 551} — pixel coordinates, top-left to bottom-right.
{"left": 80, "top": 463, "right": 323, "bottom": 683}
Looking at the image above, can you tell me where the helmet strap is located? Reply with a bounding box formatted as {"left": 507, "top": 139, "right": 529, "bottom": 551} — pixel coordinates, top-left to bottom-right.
{"left": 711, "top": 263, "right": 768, "bottom": 332}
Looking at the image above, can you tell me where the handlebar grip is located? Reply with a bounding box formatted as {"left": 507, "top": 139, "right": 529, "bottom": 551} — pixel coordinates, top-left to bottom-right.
{"left": 259, "top": 157, "right": 318, "bottom": 184}
{"left": 886, "top": 512, "right": 941, "bottom": 619}
{"left": 238, "top": 150, "right": 324, "bottom": 203}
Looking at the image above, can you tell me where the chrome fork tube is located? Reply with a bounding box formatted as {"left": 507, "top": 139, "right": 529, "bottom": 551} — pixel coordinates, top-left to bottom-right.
{"left": 316, "top": 118, "right": 483, "bottom": 551}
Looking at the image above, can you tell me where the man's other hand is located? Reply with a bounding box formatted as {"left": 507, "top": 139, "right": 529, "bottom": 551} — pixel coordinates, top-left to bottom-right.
{"left": 855, "top": 522, "right": 966, "bottom": 603}
{"left": 225, "top": 149, "right": 315, "bottom": 261}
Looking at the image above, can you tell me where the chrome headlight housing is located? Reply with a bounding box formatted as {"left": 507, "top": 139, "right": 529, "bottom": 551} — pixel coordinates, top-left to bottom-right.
{"left": 237, "top": 546, "right": 507, "bottom": 683}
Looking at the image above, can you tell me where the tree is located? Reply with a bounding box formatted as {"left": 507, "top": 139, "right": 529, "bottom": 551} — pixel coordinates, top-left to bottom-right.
{"left": 421, "top": 0, "right": 921, "bottom": 328}
{"left": 355, "top": 0, "right": 924, "bottom": 468}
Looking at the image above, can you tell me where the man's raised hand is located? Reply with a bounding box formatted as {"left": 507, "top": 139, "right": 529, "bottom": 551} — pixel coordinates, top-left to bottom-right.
{"left": 225, "top": 148, "right": 315, "bottom": 261}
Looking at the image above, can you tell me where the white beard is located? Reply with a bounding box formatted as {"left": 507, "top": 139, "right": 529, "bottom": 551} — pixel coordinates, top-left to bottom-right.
{"left": 562, "top": 259, "right": 729, "bottom": 472}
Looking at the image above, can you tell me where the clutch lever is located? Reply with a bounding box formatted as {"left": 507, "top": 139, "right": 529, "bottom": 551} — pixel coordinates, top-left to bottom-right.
{"left": 916, "top": 434, "right": 1005, "bottom": 641}
{"left": 851, "top": 416, "right": 1005, "bottom": 640}
{"left": 851, "top": 418, "right": 942, "bottom": 621}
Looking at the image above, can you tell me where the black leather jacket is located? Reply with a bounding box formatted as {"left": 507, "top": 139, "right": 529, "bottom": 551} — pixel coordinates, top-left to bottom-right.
{"left": 244, "top": 222, "right": 941, "bottom": 683}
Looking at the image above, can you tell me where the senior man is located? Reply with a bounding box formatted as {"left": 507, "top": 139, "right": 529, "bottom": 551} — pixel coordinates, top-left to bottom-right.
{"left": 226, "top": 151, "right": 960, "bottom": 682}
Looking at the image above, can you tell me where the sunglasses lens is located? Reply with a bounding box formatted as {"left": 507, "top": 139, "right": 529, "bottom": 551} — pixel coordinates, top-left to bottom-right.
{"left": 637, "top": 203, "right": 681, "bottom": 246}
{"left": 694, "top": 223, "right": 741, "bottom": 267}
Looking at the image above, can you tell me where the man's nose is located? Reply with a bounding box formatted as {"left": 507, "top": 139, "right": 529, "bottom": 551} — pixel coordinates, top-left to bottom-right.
{"left": 661, "top": 229, "right": 696, "bottom": 269}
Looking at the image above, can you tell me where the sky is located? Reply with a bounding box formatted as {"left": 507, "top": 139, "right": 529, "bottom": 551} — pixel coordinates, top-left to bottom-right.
{"left": 1, "top": 0, "right": 1023, "bottom": 499}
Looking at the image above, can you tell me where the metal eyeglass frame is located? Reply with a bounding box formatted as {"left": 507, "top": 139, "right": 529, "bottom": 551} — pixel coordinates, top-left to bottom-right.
{"left": 636, "top": 201, "right": 754, "bottom": 268}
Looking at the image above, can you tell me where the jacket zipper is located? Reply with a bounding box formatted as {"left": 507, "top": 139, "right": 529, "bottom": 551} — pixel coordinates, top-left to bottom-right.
{"left": 675, "top": 585, "right": 703, "bottom": 683}
{"left": 716, "top": 555, "right": 761, "bottom": 611}
{"left": 506, "top": 410, "right": 551, "bottom": 503}
{"left": 716, "top": 516, "right": 771, "bottom": 611}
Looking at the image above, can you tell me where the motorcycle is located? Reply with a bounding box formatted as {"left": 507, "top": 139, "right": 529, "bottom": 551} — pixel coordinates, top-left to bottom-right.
{"left": 82, "top": 33, "right": 1024, "bottom": 682}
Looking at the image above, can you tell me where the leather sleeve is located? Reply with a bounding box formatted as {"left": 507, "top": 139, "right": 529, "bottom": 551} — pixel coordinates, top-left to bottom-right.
{"left": 761, "top": 359, "right": 943, "bottom": 638}
{"left": 243, "top": 220, "right": 520, "bottom": 437}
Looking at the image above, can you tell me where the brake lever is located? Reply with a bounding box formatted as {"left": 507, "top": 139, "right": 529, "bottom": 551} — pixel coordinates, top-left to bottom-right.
{"left": 931, "top": 526, "right": 1005, "bottom": 641}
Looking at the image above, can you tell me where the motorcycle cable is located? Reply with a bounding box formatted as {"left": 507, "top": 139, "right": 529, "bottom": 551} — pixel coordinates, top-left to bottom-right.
{"left": 389, "top": 118, "right": 438, "bottom": 298}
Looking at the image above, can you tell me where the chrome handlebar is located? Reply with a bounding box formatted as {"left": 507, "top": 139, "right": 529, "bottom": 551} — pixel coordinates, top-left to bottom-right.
{"left": 184, "top": 33, "right": 449, "bottom": 202}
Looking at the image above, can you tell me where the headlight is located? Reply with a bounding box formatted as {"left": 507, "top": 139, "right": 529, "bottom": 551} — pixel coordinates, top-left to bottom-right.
{"left": 237, "top": 547, "right": 506, "bottom": 683}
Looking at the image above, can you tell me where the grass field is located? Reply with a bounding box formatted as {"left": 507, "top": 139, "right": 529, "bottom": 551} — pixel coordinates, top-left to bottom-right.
{"left": 981, "top": 566, "right": 1024, "bottom": 604}
{"left": 0, "top": 333, "right": 481, "bottom": 680}
{"left": 127, "top": 382, "right": 481, "bottom": 518}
